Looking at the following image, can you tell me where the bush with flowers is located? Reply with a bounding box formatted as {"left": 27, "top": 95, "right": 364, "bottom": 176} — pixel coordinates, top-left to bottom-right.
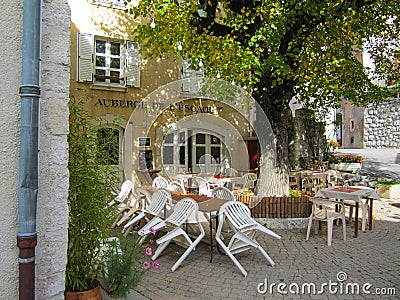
{"left": 328, "top": 154, "right": 364, "bottom": 164}
{"left": 97, "top": 228, "right": 159, "bottom": 298}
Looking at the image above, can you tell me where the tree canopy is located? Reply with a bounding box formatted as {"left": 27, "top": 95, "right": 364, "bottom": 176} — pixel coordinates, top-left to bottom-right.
{"left": 127, "top": 0, "right": 399, "bottom": 110}
{"left": 125, "top": 0, "right": 399, "bottom": 193}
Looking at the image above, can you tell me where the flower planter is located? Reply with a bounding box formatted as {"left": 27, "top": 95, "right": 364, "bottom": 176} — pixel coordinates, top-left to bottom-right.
{"left": 64, "top": 285, "right": 102, "bottom": 300}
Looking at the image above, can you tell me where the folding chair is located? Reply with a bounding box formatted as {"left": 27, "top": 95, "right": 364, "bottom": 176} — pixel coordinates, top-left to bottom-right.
{"left": 152, "top": 176, "right": 169, "bottom": 188}
{"left": 151, "top": 198, "right": 205, "bottom": 271}
{"left": 167, "top": 180, "right": 186, "bottom": 193}
{"left": 123, "top": 189, "right": 172, "bottom": 240}
{"left": 109, "top": 180, "right": 139, "bottom": 229}
{"left": 215, "top": 201, "right": 281, "bottom": 277}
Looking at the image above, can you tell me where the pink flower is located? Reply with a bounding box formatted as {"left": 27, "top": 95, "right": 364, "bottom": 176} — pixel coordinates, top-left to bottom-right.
{"left": 145, "top": 247, "right": 152, "bottom": 256}
{"left": 143, "top": 261, "right": 150, "bottom": 269}
{"left": 152, "top": 261, "right": 159, "bottom": 269}
{"left": 149, "top": 227, "right": 156, "bottom": 235}
{"left": 149, "top": 239, "right": 154, "bottom": 244}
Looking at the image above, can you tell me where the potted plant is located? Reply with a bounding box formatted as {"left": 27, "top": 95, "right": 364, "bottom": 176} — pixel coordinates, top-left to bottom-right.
{"left": 65, "top": 95, "right": 146, "bottom": 299}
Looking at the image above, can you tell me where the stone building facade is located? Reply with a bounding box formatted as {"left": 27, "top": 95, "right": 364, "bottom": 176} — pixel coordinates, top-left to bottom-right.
{"left": 0, "top": 0, "right": 70, "bottom": 299}
{"left": 364, "top": 98, "right": 400, "bottom": 148}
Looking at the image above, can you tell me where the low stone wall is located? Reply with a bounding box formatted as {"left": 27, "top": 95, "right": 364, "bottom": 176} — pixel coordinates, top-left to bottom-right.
{"left": 236, "top": 194, "right": 312, "bottom": 218}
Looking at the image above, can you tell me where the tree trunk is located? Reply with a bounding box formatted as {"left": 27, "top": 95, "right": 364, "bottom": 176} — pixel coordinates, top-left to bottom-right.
{"left": 254, "top": 82, "right": 294, "bottom": 196}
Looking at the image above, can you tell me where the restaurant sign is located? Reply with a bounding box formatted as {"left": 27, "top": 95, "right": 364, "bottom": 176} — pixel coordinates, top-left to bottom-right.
{"left": 96, "top": 98, "right": 223, "bottom": 113}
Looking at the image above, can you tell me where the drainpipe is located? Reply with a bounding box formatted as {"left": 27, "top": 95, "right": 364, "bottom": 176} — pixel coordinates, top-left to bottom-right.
{"left": 17, "top": 0, "right": 42, "bottom": 299}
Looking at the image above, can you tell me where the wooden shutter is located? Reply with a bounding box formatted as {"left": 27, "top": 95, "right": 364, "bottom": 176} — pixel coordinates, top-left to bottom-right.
{"left": 125, "top": 41, "right": 140, "bottom": 88}
{"left": 181, "top": 59, "right": 204, "bottom": 93}
{"left": 77, "top": 32, "right": 94, "bottom": 82}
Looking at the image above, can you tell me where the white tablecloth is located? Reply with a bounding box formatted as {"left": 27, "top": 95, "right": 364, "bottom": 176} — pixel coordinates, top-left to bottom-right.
{"left": 315, "top": 186, "right": 380, "bottom": 203}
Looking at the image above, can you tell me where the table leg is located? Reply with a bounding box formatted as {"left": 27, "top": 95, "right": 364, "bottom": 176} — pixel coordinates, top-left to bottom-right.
{"left": 368, "top": 198, "right": 373, "bottom": 230}
{"left": 209, "top": 214, "right": 213, "bottom": 263}
{"left": 354, "top": 202, "right": 359, "bottom": 238}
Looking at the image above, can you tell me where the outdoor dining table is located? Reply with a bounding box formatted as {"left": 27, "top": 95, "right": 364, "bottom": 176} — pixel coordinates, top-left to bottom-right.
{"left": 214, "top": 175, "right": 244, "bottom": 190}
{"left": 137, "top": 185, "right": 229, "bottom": 262}
{"left": 315, "top": 186, "right": 380, "bottom": 238}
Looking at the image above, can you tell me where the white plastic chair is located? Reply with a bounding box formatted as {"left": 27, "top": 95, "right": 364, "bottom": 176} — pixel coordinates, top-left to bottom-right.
{"left": 222, "top": 167, "right": 239, "bottom": 177}
{"left": 109, "top": 180, "right": 139, "bottom": 228}
{"left": 212, "top": 186, "right": 237, "bottom": 201}
{"left": 117, "top": 188, "right": 152, "bottom": 235}
{"left": 152, "top": 176, "right": 169, "bottom": 188}
{"left": 306, "top": 197, "right": 346, "bottom": 246}
{"left": 123, "top": 189, "right": 172, "bottom": 241}
{"left": 193, "top": 176, "right": 212, "bottom": 196}
{"left": 108, "top": 180, "right": 134, "bottom": 207}
{"left": 242, "top": 173, "right": 257, "bottom": 190}
{"left": 215, "top": 201, "right": 281, "bottom": 277}
{"left": 151, "top": 198, "right": 205, "bottom": 272}
{"left": 233, "top": 173, "right": 257, "bottom": 191}
{"left": 167, "top": 180, "right": 186, "bottom": 193}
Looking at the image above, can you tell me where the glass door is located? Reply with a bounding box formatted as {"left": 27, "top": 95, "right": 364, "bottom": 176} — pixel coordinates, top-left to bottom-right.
{"left": 192, "top": 133, "right": 223, "bottom": 175}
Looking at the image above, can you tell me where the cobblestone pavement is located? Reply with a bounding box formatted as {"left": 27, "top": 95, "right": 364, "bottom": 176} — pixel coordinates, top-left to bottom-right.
{"left": 133, "top": 198, "right": 400, "bottom": 300}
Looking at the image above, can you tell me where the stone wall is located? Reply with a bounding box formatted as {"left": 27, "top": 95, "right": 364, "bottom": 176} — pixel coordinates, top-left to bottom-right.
{"left": 364, "top": 98, "right": 400, "bottom": 148}
{"left": 0, "top": 0, "right": 70, "bottom": 299}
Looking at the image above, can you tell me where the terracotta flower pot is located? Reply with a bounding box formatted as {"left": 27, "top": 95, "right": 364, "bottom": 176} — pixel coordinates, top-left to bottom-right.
{"left": 64, "top": 285, "right": 102, "bottom": 300}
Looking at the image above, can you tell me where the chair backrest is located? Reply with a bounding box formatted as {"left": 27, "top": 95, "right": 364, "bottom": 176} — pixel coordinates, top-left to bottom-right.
{"left": 194, "top": 177, "right": 211, "bottom": 195}
{"left": 219, "top": 201, "right": 254, "bottom": 230}
{"left": 147, "top": 189, "right": 172, "bottom": 215}
{"left": 152, "top": 176, "right": 169, "bottom": 188}
{"left": 223, "top": 167, "right": 238, "bottom": 177}
{"left": 212, "top": 186, "right": 236, "bottom": 201}
{"left": 136, "top": 187, "right": 152, "bottom": 209}
{"left": 167, "top": 180, "right": 186, "bottom": 193}
{"left": 115, "top": 180, "right": 134, "bottom": 202}
{"left": 242, "top": 173, "right": 257, "bottom": 189}
{"left": 166, "top": 197, "right": 199, "bottom": 226}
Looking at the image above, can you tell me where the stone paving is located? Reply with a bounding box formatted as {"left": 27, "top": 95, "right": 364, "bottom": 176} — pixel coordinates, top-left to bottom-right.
{"left": 132, "top": 198, "right": 400, "bottom": 300}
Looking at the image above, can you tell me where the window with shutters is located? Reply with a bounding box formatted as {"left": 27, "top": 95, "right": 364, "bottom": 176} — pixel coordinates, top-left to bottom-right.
{"left": 180, "top": 59, "right": 205, "bottom": 95}
{"left": 77, "top": 32, "right": 140, "bottom": 90}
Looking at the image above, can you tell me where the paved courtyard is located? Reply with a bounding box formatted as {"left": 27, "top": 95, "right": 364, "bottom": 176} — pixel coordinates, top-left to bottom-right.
{"left": 130, "top": 197, "right": 400, "bottom": 300}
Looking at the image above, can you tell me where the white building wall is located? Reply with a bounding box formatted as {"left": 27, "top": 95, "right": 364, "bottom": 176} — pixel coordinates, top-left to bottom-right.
{"left": 0, "top": 0, "right": 70, "bottom": 299}
{"left": 0, "top": 1, "right": 23, "bottom": 298}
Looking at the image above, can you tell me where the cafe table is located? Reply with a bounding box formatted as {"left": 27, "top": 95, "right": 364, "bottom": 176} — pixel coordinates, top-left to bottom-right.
{"left": 138, "top": 185, "right": 229, "bottom": 262}
{"left": 315, "top": 186, "right": 380, "bottom": 237}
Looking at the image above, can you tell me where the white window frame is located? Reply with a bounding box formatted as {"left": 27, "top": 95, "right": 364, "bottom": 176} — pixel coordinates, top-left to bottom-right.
{"left": 180, "top": 59, "right": 205, "bottom": 95}
{"left": 77, "top": 32, "right": 141, "bottom": 90}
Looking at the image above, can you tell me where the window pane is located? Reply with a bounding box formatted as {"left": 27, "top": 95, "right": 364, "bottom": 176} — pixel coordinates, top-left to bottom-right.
{"left": 96, "top": 128, "right": 119, "bottom": 165}
{"left": 110, "top": 57, "right": 120, "bottom": 69}
{"left": 179, "top": 146, "right": 185, "bottom": 165}
{"left": 96, "top": 40, "right": 106, "bottom": 53}
{"left": 179, "top": 131, "right": 186, "bottom": 144}
{"left": 211, "top": 147, "right": 221, "bottom": 163}
{"left": 164, "top": 133, "right": 173, "bottom": 144}
{"left": 196, "top": 134, "right": 205, "bottom": 144}
{"left": 110, "top": 42, "right": 120, "bottom": 55}
{"left": 95, "top": 69, "right": 106, "bottom": 82}
{"left": 96, "top": 56, "right": 106, "bottom": 67}
{"left": 163, "top": 146, "right": 174, "bottom": 164}
{"left": 211, "top": 135, "right": 220, "bottom": 144}
{"left": 196, "top": 147, "right": 205, "bottom": 164}
{"left": 110, "top": 71, "right": 120, "bottom": 83}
